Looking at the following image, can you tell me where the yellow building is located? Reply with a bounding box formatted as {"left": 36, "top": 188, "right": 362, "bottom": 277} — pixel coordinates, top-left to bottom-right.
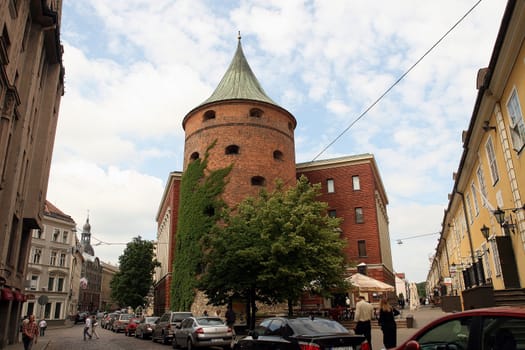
{"left": 428, "top": 0, "right": 525, "bottom": 309}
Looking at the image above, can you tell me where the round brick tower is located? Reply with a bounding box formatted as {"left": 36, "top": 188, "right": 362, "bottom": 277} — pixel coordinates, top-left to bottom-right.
{"left": 182, "top": 36, "right": 297, "bottom": 207}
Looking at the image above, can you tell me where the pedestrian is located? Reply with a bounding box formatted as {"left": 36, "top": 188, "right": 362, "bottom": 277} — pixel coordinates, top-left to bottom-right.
{"left": 225, "top": 304, "right": 236, "bottom": 334}
{"left": 214, "top": 309, "right": 222, "bottom": 318}
{"left": 38, "top": 319, "right": 47, "bottom": 336}
{"left": 378, "top": 299, "right": 400, "bottom": 349}
{"left": 91, "top": 315, "right": 100, "bottom": 339}
{"left": 354, "top": 296, "right": 374, "bottom": 350}
{"left": 21, "top": 314, "right": 38, "bottom": 350}
{"left": 83, "top": 314, "right": 92, "bottom": 340}
{"left": 203, "top": 310, "right": 209, "bottom": 316}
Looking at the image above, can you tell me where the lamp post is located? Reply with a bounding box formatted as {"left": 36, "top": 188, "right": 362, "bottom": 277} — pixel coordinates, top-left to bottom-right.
{"left": 480, "top": 225, "right": 490, "bottom": 242}
{"left": 493, "top": 205, "right": 525, "bottom": 235}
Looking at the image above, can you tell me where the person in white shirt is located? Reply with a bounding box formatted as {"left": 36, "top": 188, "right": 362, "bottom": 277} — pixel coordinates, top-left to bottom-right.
{"left": 354, "top": 296, "right": 375, "bottom": 350}
{"left": 38, "top": 319, "right": 47, "bottom": 336}
{"left": 83, "top": 316, "right": 92, "bottom": 340}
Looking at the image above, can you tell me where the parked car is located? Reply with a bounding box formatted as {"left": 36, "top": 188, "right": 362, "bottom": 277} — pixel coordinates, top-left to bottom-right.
{"left": 396, "top": 306, "right": 525, "bottom": 350}
{"left": 172, "top": 316, "right": 233, "bottom": 350}
{"left": 152, "top": 311, "right": 194, "bottom": 344}
{"left": 74, "top": 312, "right": 89, "bottom": 324}
{"left": 124, "top": 317, "right": 141, "bottom": 336}
{"left": 112, "top": 313, "right": 135, "bottom": 333}
{"left": 104, "top": 312, "right": 119, "bottom": 329}
{"left": 136, "top": 316, "right": 159, "bottom": 340}
{"left": 234, "top": 316, "right": 369, "bottom": 350}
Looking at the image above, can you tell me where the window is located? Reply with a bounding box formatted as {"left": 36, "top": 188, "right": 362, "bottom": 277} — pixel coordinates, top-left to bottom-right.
{"left": 50, "top": 251, "right": 57, "bottom": 265}
{"left": 482, "top": 316, "right": 525, "bottom": 349}
{"left": 59, "top": 253, "right": 66, "bottom": 267}
{"left": 26, "top": 302, "right": 34, "bottom": 316}
{"left": 470, "top": 182, "right": 479, "bottom": 217}
{"left": 54, "top": 302, "right": 62, "bottom": 319}
{"left": 476, "top": 166, "right": 488, "bottom": 207}
{"left": 327, "top": 179, "right": 335, "bottom": 193}
{"left": 57, "top": 277, "right": 64, "bottom": 292}
{"left": 358, "top": 240, "right": 366, "bottom": 257}
{"left": 225, "top": 145, "right": 239, "bottom": 155}
{"left": 32, "top": 229, "right": 43, "bottom": 239}
{"left": 485, "top": 137, "right": 499, "bottom": 185}
{"left": 249, "top": 108, "right": 263, "bottom": 118}
{"left": 30, "top": 275, "right": 38, "bottom": 291}
{"left": 48, "top": 277, "right": 55, "bottom": 291}
{"left": 416, "top": 317, "right": 472, "bottom": 349}
{"left": 273, "top": 150, "right": 283, "bottom": 160}
{"left": 506, "top": 89, "right": 525, "bottom": 152}
{"left": 352, "top": 176, "right": 360, "bottom": 190}
{"left": 44, "top": 303, "right": 51, "bottom": 319}
{"left": 190, "top": 152, "right": 199, "bottom": 161}
{"left": 203, "top": 110, "right": 216, "bottom": 121}
{"left": 62, "top": 231, "right": 68, "bottom": 244}
{"left": 465, "top": 194, "right": 473, "bottom": 224}
{"left": 52, "top": 228, "right": 60, "bottom": 241}
{"left": 355, "top": 207, "right": 364, "bottom": 224}
{"left": 32, "top": 248, "right": 41, "bottom": 264}
{"left": 251, "top": 176, "right": 266, "bottom": 186}
{"left": 328, "top": 210, "right": 337, "bottom": 218}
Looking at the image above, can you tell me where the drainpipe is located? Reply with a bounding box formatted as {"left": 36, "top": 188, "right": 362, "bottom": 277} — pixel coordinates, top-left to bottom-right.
{"left": 456, "top": 191, "right": 478, "bottom": 285}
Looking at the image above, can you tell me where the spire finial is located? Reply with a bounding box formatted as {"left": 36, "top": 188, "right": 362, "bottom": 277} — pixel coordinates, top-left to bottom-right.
{"left": 237, "top": 31, "right": 241, "bottom": 41}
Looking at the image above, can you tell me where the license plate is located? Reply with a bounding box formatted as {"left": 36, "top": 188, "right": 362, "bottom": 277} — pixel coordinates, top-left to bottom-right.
{"left": 331, "top": 347, "right": 354, "bottom": 350}
{"left": 211, "top": 339, "right": 223, "bottom": 342}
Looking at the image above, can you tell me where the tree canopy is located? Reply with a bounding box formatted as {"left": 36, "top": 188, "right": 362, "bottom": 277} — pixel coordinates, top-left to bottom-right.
{"left": 110, "top": 236, "right": 159, "bottom": 308}
{"left": 199, "top": 175, "right": 349, "bottom": 327}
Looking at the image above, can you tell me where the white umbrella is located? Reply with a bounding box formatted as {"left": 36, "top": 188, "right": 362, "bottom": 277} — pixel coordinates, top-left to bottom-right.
{"left": 346, "top": 273, "right": 395, "bottom": 292}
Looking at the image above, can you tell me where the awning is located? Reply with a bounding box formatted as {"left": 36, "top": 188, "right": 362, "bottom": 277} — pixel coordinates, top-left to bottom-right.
{"left": 14, "top": 290, "right": 24, "bottom": 302}
{"left": 1, "top": 287, "right": 14, "bottom": 301}
{"left": 346, "top": 273, "right": 395, "bottom": 292}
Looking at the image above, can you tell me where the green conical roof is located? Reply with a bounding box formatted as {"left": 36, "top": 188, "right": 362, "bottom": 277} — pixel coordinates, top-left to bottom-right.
{"left": 200, "top": 36, "right": 278, "bottom": 106}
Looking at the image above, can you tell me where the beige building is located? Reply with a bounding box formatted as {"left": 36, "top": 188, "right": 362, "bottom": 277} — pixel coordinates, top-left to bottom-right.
{"left": 21, "top": 201, "right": 76, "bottom": 324}
{"left": 0, "top": 1, "right": 64, "bottom": 348}
{"left": 100, "top": 261, "right": 119, "bottom": 312}
{"left": 428, "top": 0, "right": 525, "bottom": 309}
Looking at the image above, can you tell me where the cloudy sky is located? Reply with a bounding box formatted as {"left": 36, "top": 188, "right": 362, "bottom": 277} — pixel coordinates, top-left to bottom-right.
{"left": 47, "top": 0, "right": 508, "bottom": 282}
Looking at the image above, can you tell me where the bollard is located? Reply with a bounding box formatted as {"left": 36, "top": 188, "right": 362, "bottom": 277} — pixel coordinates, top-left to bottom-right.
{"left": 405, "top": 314, "right": 414, "bottom": 328}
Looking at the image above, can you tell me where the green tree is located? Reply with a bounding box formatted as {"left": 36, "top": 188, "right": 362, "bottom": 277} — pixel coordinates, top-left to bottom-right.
{"left": 110, "top": 236, "right": 159, "bottom": 308}
{"left": 170, "top": 142, "right": 231, "bottom": 310}
{"left": 200, "top": 175, "right": 349, "bottom": 328}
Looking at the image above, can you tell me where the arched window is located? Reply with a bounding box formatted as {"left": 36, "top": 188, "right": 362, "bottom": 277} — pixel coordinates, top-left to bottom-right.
{"left": 249, "top": 108, "right": 263, "bottom": 118}
{"left": 203, "top": 110, "right": 216, "bottom": 121}
{"left": 225, "top": 145, "right": 240, "bottom": 155}
{"left": 273, "top": 150, "right": 283, "bottom": 160}
{"left": 190, "top": 152, "right": 199, "bottom": 161}
{"left": 251, "top": 176, "right": 266, "bottom": 186}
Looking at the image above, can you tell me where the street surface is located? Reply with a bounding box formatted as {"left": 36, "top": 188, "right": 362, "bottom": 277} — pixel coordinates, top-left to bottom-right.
{"left": 5, "top": 305, "right": 449, "bottom": 350}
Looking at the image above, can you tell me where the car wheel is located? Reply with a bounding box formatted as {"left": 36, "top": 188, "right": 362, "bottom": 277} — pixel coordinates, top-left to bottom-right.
{"left": 162, "top": 333, "right": 170, "bottom": 345}
{"left": 172, "top": 337, "right": 178, "bottom": 349}
{"left": 187, "top": 339, "right": 193, "bottom": 350}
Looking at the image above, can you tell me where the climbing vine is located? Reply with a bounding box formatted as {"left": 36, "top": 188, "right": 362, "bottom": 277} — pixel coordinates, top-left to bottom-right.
{"left": 170, "top": 141, "right": 232, "bottom": 311}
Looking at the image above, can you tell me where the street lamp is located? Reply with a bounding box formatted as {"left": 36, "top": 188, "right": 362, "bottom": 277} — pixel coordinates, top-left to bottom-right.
{"left": 480, "top": 225, "right": 490, "bottom": 241}
{"left": 492, "top": 205, "right": 525, "bottom": 235}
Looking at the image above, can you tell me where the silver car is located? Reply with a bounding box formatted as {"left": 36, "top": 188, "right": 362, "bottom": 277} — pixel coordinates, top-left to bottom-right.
{"left": 172, "top": 316, "right": 233, "bottom": 350}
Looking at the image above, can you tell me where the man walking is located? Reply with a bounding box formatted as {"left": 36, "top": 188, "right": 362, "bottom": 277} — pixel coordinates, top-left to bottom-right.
{"left": 21, "top": 315, "right": 38, "bottom": 350}
{"left": 83, "top": 314, "right": 92, "bottom": 340}
{"left": 354, "top": 296, "right": 375, "bottom": 350}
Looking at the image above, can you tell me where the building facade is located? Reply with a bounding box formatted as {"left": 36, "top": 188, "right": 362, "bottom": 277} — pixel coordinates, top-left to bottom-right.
{"left": 428, "top": 0, "right": 525, "bottom": 308}
{"left": 77, "top": 218, "right": 102, "bottom": 313}
{"left": 155, "top": 37, "right": 393, "bottom": 312}
{"left": 21, "top": 201, "right": 76, "bottom": 323}
{"left": 100, "top": 261, "right": 119, "bottom": 312}
{"left": 0, "top": 1, "right": 64, "bottom": 347}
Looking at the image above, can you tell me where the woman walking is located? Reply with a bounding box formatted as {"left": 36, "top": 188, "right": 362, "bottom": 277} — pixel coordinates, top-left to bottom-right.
{"left": 378, "top": 299, "right": 400, "bottom": 349}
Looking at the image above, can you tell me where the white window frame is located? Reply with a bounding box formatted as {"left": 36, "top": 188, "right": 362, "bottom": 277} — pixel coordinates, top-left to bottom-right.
{"left": 30, "top": 275, "right": 39, "bottom": 291}
{"left": 485, "top": 136, "right": 499, "bottom": 185}
{"left": 465, "top": 193, "right": 473, "bottom": 224}
{"left": 52, "top": 228, "right": 60, "bottom": 242}
{"left": 470, "top": 182, "right": 479, "bottom": 217}
{"left": 59, "top": 252, "right": 66, "bottom": 267}
{"left": 506, "top": 88, "right": 525, "bottom": 152}
{"left": 50, "top": 251, "right": 57, "bottom": 266}
{"left": 327, "top": 179, "right": 335, "bottom": 193}
{"left": 352, "top": 176, "right": 360, "bottom": 190}
{"left": 62, "top": 231, "right": 68, "bottom": 244}
{"left": 476, "top": 166, "right": 488, "bottom": 207}
{"left": 31, "top": 248, "right": 41, "bottom": 264}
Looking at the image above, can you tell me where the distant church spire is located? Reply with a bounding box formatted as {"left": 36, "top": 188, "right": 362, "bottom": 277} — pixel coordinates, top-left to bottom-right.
{"left": 80, "top": 213, "right": 94, "bottom": 256}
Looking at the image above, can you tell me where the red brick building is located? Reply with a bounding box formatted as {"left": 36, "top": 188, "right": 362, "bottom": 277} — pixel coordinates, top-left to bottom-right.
{"left": 154, "top": 37, "right": 393, "bottom": 312}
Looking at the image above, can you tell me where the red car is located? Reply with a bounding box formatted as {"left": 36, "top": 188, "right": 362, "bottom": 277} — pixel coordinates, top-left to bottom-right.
{"left": 124, "top": 317, "right": 141, "bottom": 336}
{"left": 397, "top": 306, "right": 525, "bottom": 350}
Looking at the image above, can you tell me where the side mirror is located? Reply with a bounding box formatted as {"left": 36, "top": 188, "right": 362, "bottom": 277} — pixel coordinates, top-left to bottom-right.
{"left": 248, "top": 330, "right": 259, "bottom": 340}
{"left": 403, "top": 340, "right": 421, "bottom": 350}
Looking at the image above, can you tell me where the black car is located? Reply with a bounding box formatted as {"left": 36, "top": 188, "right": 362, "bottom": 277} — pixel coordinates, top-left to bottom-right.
{"left": 234, "top": 316, "right": 369, "bottom": 350}
{"left": 74, "top": 312, "right": 89, "bottom": 324}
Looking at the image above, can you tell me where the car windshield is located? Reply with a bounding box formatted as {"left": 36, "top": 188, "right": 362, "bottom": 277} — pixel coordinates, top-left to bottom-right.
{"left": 196, "top": 317, "right": 225, "bottom": 325}
{"left": 145, "top": 317, "right": 158, "bottom": 323}
{"left": 173, "top": 313, "right": 193, "bottom": 321}
{"left": 120, "top": 314, "right": 133, "bottom": 320}
{"left": 287, "top": 318, "right": 350, "bottom": 335}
